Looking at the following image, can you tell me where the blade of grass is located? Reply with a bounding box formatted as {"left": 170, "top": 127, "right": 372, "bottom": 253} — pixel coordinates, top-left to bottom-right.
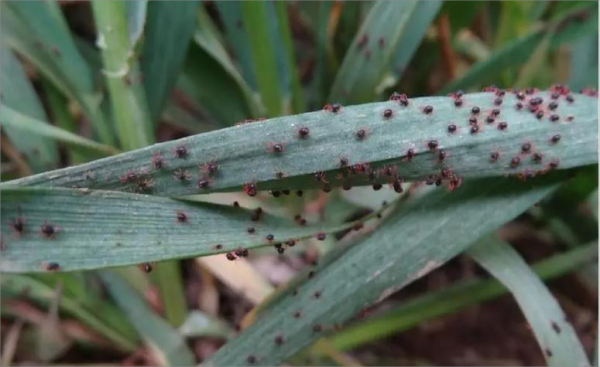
{"left": 1, "top": 274, "right": 138, "bottom": 351}
{"left": 241, "top": 1, "right": 286, "bottom": 117}
{"left": 274, "top": 2, "right": 305, "bottom": 114}
{"left": 125, "top": 0, "right": 147, "bottom": 51}
{"left": 214, "top": 1, "right": 258, "bottom": 91}
{"left": 0, "top": 45, "right": 59, "bottom": 172}
{"left": 323, "top": 242, "right": 597, "bottom": 352}
{"left": 141, "top": 1, "right": 199, "bottom": 124}
{"left": 1, "top": 1, "right": 114, "bottom": 146}
{"left": 0, "top": 186, "right": 379, "bottom": 273}
{"left": 98, "top": 271, "right": 195, "bottom": 366}
{"left": 330, "top": 1, "right": 436, "bottom": 104}
{"left": 569, "top": 33, "right": 599, "bottom": 91}
{"left": 5, "top": 91, "right": 597, "bottom": 197}
{"left": 205, "top": 174, "right": 565, "bottom": 366}
{"left": 0, "top": 105, "right": 119, "bottom": 156}
{"left": 469, "top": 237, "right": 590, "bottom": 366}
{"left": 92, "top": 0, "right": 153, "bottom": 150}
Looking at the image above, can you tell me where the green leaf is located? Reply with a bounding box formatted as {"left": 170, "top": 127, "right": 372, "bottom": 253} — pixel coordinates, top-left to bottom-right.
{"left": 0, "top": 45, "right": 59, "bottom": 172}
{"left": 141, "top": 1, "right": 199, "bottom": 123}
{"left": 205, "top": 174, "right": 564, "bottom": 366}
{"left": 1, "top": 274, "right": 138, "bottom": 351}
{"left": 323, "top": 242, "right": 597, "bottom": 352}
{"left": 569, "top": 33, "right": 599, "bottom": 91}
{"left": 1, "top": 1, "right": 115, "bottom": 146}
{"left": 330, "top": 1, "right": 439, "bottom": 104}
{"left": 98, "top": 271, "right": 195, "bottom": 366}
{"left": 215, "top": 2, "right": 258, "bottom": 91}
{"left": 274, "top": 2, "right": 305, "bottom": 114}
{"left": 389, "top": 1, "right": 442, "bottom": 82}
{"left": 0, "top": 104, "right": 119, "bottom": 156}
{"left": 92, "top": 0, "right": 153, "bottom": 150}
{"left": 241, "top": 1, "right": 286, "bottom": 116}
{"left": 469, "top": 237, "right": 590, "bottom": 366}
{"left": 125, "top": 0, "right": 148, "bottom": 50}
{"left": 0, "top": 186, "right": 371, "bottom": 273}
{"left": 6, "top": 92, "right": 597, "bottom": 198}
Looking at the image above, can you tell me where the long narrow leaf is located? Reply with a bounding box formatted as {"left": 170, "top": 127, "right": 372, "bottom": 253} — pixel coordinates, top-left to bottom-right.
{"left": 5, "top": 92, "right": 597, "bottom": 197}
{"left": 325, "top": 242, "right": 597, "bottom": 352}
{"left": 98, "top": 271, "right": 195, "bottom": 366}
{"left": 0, "top": 105, "right": 119, "bottom": 156}
{"left": 142, "top": 1, "right": 199, "bottom": 123}
{"left": 205, "top": 174, "right": 564, "bottom": 366}
{"left": 469, "top": 237, "right": 590, "bottom": 366}
{"left": 0, "top": 187, "right": 374, "bottom": 273}
{"left": 0, "top": 45, "right": 59, "bottom": 172}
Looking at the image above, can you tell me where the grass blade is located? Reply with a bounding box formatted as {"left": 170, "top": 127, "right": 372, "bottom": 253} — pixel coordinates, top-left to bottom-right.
{"left": 92, "top": 0, "right": 153, "bottom": 150}
{"left": 324, "top": 242, "right": 597, "bottom": 352}
{"left": 0, "top": 45, "right": 59, "bottom": 172}
{"left": 1, "top": 274, "right": 138, "bottom": 351}
{"left": 6, "top": 91, "right": 597, "bottom": 197}
{"left": 98, "top": 271, "right": 195, "bottom": 366}
{"left": 241, "top": 1, "right": 286, "bottom": 116}
{"left": 1, "top": 1, "right": 115, "bottom": 146}
{"left": 0, "top": 186, "right": 373, "bottom": 273}
{"left": 205, "top": 174, "right": 564, "bottom": 366}
{"left": 142, "top": 1, "right": 199, "bottom": 123}
{"left": 0, "top": 105, "right": 119, "bottom": 156}
{"left": 215, "top": 1, "right": 258, "bottom": 91}
{"left": 329, "top": 1, "right": 429, "bottom": 104}
{"left": 469, "top": 237, "right": 590, "bottom": 366}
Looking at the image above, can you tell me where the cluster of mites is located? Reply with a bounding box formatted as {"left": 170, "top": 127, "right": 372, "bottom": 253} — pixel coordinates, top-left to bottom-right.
{"left": 116, "top": 84, "right": 597, "bottom": 195}
{"left": 7, "top": 215, "right": 60, "bottom": 271}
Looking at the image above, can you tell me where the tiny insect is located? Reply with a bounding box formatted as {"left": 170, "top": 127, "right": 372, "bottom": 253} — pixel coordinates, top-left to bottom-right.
{"left": 285, "top": 239, "right": 297, "bottom": 247}
{"left": 550, "top": 134, "right": 561, "bottom": 144}
{"left": 490, "top": 151, "right": 500, "bottom": 162}
{"left": 471, "top": 106, "right": 480, "bottom": 115}
{"left": 267, "top": 142, "right": 285, "bottom": 154}
{"left": 200, "top": 160, "right": 219, "bottom": 176}
{"left": 233, "top": 201, "right": 240, "bottom": 208}
{"left": 535, "top": 110, "right": 544, "bottom": 119}
{"left": 566, "top": 95, "right": 574, "bottom": 103}
{"left": 151, "top": 153, "right": 164, "bottom": 169}
{"left": 246, "top": 355, "right": 257, "bottom": 364}
{"left": 549, "top": 114, "right": 559, "bottom": 122}
{"left": 274, "top": 335, "right": 285, "bottom": 345}
{"left": 176, "top": 211, "right": 188, "bottom": 223}
{"left": 174, "top": 145, "right": 188, "bottom": 158}
{"left": 491, "top": 108, "right": 501, "bottom": 117}
{"left": 551, "top": 321, "right": 561, "bottom": 334}
{"left": 470, "top": 125, "right": 479, "bottom": 134}
{"left": 235, "top": 247, "right": 249, "bottom": 257}
{"left": 173, "top": 168, "right": 191, "bottom": 181}
{"left": 515, "top": 102, "right": 524, "bottom": 110}
{"left": 516, "top": 91, "right": 525, "bottom": 100}
{"left": 529, "top": 97, "right": 543, "bottom": 106}
{"left": 532, "top": 152, "right": 543, "bottom": 163}
{"left": 46, "top": 262, "right": 60, "bottom": 272}
{"left": 548, "top": 102, "right": 558, "bottom": 110}
{"left": 40, "top": 221, "right": 59, "bottom": 238}
{"left": 316, "top": 232, "right": 326, "bottom": 241}
{"left": 438, "top": 150, "right": 447, "bottom": 161}
{"left": 468, "top": 117, "right": 478, "bottom": 125}
{"left": 314, "top": 171, "right": 329, "bottom": 183}
{"left": 197, "top": 179, "right": 211, "bottom": 190}
{"left": 549, "top": 159, "right": 560, "bottom": 169}
{"left": 215, "top": 244, "right": 223, "bottom": 250}
{"left": 119, "top": 170, "right": 138, "bottom": 184}
{"left": 510, "top": 156, "right": 521, "bottom": 167}
{"left": 427, "top": 140, "right": 438, "bottom": 150}
{"left": 243, "top": 181, "right": 257, "bottom": 197}
{"left": 521, "top": 143, "right": 532, "bottom": 153}
{"left": 423, "top": 105, "right": 434, "bottom": 114}
{"left": 266, "top": 234, "right": 274, "bottom": 241}
{"left": 383, "top": 109, "right": 393, "bottom": 119}
{"left": 143, "top": 262, "right": 153, "bottom": 273}
{"left": 226, "top": 252, "right": 236, "bottom": 261}
{"left": 448, "top": 124, "right": 457, "bottom": 133}
{"left": 454, "top": 99, "right": 463, "bottom": 107}
{"left": 298, "top": 126, "right": 310, "bottom": 139}
{"left": 9, "top": 216, "right": 26, "bottom": 235}
{"left": 405, "top": 148, "right": 415, "bottom": 161}
{"left": 485, "top": 116, "right": 495, "bottom": 124}
{"left": 355, "top": 129, "right": 367, "bottom": 140}
{"left": 392, "top": 180, "right": 403, "bottom": 193}
{"left": 277, "top": 247, "right": 285, "bottom": 254}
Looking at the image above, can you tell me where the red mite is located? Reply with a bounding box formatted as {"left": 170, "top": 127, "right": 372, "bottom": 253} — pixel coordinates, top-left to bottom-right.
{"left": 448, "top": 124, "right": 457, "bottom": 133}
{"left": 119, "top": 170, "right": 138, "bottom": 184}
{"left": 10, "top": 216, "right": 26, "bottom": 235}
{"left": 355, "top": 129, "right": 367, "bottom": 140}
{"left": 383, "top": 109, "right": 393, "bottom": 119}
{"left": 551, "top": 134, "right": 561, "bottom": 144}
{"left": 423, "top": 105, "right": 433, "bottom": 114}
{"left": 173, "top": 168, "right": 191, "bottom": 181}
{"left": 490, "top": 151, "right": 500, "bottom": 162}
{"left": 176, "top": 211, "right": 187, "bottom": 223}
{"left": 267, "top": 142, "right": 285, "bottom": 154}
{"left": 405, "top": 148, "right": 415, "bottom": 161}
{"left": 427, "top": 140, "right": 438, "bottom": 150}
{"left": 243, "top": 182, "right": 257, "bottom": 197}
{"left": 46, "top": 262, "right": 60, "bottom": 271}
{"left": 40, "top": 221, "right": 59, "bottom": 238}
{"left": 314, "top": 171, "right": 328, "bottom": 183}
{"left": 200, "top": 160, "right": 219, "bottom": 176}
{"left": 298, "top": 126, "right": 310, "bottom": 139}
{"left": 316, "top": 232, "right": 326, "bottom": 241}
{"left": 143, "top": 263, "right": 153, "bottom": 273}
{"left": 198, "top": 179, "right": 211, "bottom": 190}
{"left": 174, "top": 145, "right": 188, "bottom": 158}
{"left": 226, "top": 252, "right": 236, "bottom": 261}
{"left": 151, "top": 153, "right": 164, "bottom": 169}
